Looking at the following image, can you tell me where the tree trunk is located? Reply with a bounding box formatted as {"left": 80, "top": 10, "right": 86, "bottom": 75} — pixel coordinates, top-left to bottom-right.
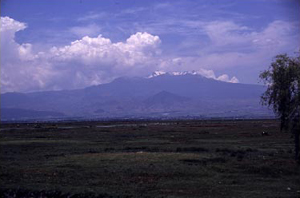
{"left": 295, "top": 129, "right": 299, "bottom": 161}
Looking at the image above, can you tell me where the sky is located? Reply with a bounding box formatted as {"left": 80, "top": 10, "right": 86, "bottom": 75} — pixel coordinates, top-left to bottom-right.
{"left": 1, "top": 0, "right": 300, "bottom": 93}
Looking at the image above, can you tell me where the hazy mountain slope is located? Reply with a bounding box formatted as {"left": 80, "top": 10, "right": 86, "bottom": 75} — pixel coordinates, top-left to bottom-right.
{"left": 0, "top": 74, "right": 272, "bottom": 120}
{"left": 145, "top": 91, "right": 190, "bottom": 106}
{"left": 1, "top": 108, "right": 65, "bottom": 120}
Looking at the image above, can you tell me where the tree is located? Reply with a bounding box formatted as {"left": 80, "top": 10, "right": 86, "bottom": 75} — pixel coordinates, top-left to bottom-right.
{"left": 260, "top": 53, "right": 300, "bottom": 161}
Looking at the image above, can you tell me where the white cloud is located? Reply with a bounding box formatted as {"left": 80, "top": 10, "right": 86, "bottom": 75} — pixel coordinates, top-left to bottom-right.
{"left": 1, "top": 16, "right": 33, "bottom": 61}
{"left": 196, "top": 69, "right": 239, "bottom": 83}
{"left": 196, "top": 68, "right": 217, "bottom": 79}
{"left": 1, "top": 17, "right": 54, "bottom": 93}
{"left": 49, "top": 32, "right": 161, "bottom": 71}
{"left": 217, "top": 74, "right": 239, "bottom": 83}
{"left": 201, "top": 20, "right": 299, "bottom": 55}
{"left": 1, "top": 16, "right": 27, "bottom": 32}
{"left": 4, "top": 16, "right": 297, "bottom": 92}
{"left": 77, "top": 12, "right": 106, "bottom": 21}
{"left": 203, "top": 21, "right": 251, "bottom": 47}
{"left": 251, "top": 20, "right": 296, "bottom": 49}
{"left": 45, "top": 31, "right": 162, "bottom": 90}
{"left": 163, "top": 20, "right": 299, "bottom": 77}
{"left": 229, "top": 76, "right": 239, "bottom": 83}
{"left": 1, "top": 17, "right": 164, "bottom": 92}
{"left": 69, "top": 24, "right": 102, "bottom": 37}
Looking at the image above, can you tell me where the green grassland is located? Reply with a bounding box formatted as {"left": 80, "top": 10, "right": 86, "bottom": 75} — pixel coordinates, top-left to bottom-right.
{"left": 0, "top": 120, "right": 299, "bottom": 197}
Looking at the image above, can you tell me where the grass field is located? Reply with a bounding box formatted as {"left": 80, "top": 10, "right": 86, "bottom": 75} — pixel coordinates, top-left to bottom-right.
{"left": 0, "top": 120, "right": 299, "bottom": 197}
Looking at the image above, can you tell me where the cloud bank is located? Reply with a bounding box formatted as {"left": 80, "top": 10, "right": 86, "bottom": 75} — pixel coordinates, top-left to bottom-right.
{"left": 1, "top": 16, "right": 241, "bottom": 93}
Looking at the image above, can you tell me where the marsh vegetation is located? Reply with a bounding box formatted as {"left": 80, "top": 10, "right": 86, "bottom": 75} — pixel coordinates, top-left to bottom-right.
{"left": 0, "top": 120, "right": 299, "bottom": 197}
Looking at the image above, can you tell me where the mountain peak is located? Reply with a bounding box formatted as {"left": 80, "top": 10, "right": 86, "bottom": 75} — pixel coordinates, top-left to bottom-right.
{"left": 147, "top": 71, "right": 167, "bottom": 78}
{"left": 147, "top": 70, "right": 239, "bottom": 83}
{"left": 147, "top": 70, "right": 198, "bottom": 78}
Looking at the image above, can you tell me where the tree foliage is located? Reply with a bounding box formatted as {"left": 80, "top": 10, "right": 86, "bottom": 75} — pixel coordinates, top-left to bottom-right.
{"left": 260, "top": 54, "right": 300, "bottom": 130}
{"left": 260, "top": 53, "right": 300, "bottom": 160}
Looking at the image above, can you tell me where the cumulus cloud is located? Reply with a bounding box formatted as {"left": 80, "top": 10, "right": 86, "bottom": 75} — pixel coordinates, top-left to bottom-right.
{"left": 4, "top": 17, "right": 271, "bottom": 93}
{"left": 48, "top": 32, "right": 161, "bottom": 85}
{"left": 50, "top": 32, "right": 161, "bottom": 65}
{"left": 1, "top": 16, "right": 26, "bottom": 32}
{"left": 1, "top": 17, "right": 55, "bottom": 93}
{"left": 1, "top": 17, "right": 164, "bottom": 92}
{"left": 194, "top": 69, "right": 239, "bottom": 83}
{"left": 217, "top": 74, "right": 239, "bottom": 83}
{"left": 1, "top": 16, "right": 33, "bottom": 61}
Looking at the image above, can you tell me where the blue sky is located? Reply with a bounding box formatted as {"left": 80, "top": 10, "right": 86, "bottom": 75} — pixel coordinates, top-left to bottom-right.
{"left": 1, "top": 0, "right": 300, "bottom": 93}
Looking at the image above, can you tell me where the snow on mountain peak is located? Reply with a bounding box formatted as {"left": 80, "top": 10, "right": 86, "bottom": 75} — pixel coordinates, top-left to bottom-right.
{"left": 147, "top": 71, "right": 167, "bottom": 78}
{"left": 147, "top": 70, "right": 239, "bottom": 83}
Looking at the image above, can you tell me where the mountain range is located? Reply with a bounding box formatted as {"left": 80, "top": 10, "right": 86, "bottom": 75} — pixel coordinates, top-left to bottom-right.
{"left": 0, "top": 72, "right": 273, "bottom": 120}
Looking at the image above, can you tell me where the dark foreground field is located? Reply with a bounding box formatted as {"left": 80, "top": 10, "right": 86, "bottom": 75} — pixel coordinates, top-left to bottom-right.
{"left": 0, "top": 120, "right": 299, "bottom": 198}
